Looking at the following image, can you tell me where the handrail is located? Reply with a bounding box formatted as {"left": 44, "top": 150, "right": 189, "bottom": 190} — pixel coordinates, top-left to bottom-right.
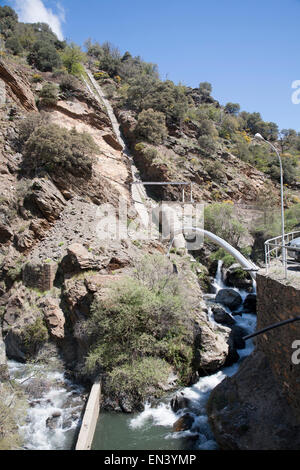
{"left": 265, "top": 231, "right": 300, "bottom": 277}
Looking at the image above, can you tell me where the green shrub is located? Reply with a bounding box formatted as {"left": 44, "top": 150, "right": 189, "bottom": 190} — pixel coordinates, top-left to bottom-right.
{"left": 126, "top": 76, "right": 189, "bottom": 124}
{"left": 135, "top": 108, "right": 167, "bottom": 144}
{"left": 107, "top": 357, "right": 171, "bottom": 401}
{"left": 59, "top": 74, "right": 81, "bottom": 93}
{"left": 199, "top": 82, "right": 212, "bottom": 96}
{"left": 21, "top": 316, "right": 49, "bottom": 357}
{"left": 27, "top": 40, "right": 61, "bottom": 72}
{"left": 85, "top": 255, "right": 194, "bottom": 396}
{"left": 141, "top": 146, "right": 160, "bottom": 163}
{"left": 24, "top": 124, "right": 98, "bottom": 176}
{"left": 209, "top": 248, "right": 237, "bottom": 268}
{"left": 39, "top": 83, "right": 58, "bottom": 106}
{"left": 198, "top": 135, "right": 217, "bottom": 155}
{"left": 205, "top": 160, "right": 224, "bottom": 182}
{"left": 204, "top": 203, "right": 246, "bottom": 248}
{"left": 17, "top": 113, "right": 48, "bottom": 147}
{"left": 5, "top": 36, "right": 22, "bottom": 55}
{"left": 224, "top": 102, "right": 240, "bottom": 115}
{"left": 61, "top": 43, "right": 85, "bottom": 76}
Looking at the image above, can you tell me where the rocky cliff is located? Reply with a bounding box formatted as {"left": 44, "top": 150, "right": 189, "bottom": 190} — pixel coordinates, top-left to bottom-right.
{"left": 0, "top": 57, "right": 242, "bottom": 418}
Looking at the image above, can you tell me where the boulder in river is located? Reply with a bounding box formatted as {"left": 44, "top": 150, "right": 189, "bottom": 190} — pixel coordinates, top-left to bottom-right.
{"left": 224, "top": 263, "right": 253, "bottom": 292}
{"left": 215, "top": 288, "right": 242, "bottom": 311}
{"left": 243, "top": 294, "right": 257, "bottom": 313}
{"left": 173, "top": 413, "right": 194, "bottom": 432}
{"left": 46, "top": 411, "right": 61, "bottom": 430}
{"left": 212, "top": 305, "right": 236, "bottom": 326}
{"left": 170, "top": 393, "right": 190, "bottom": 412}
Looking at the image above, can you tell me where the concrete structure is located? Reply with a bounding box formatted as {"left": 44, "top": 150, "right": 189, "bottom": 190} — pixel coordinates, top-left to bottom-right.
{"left": 23, "top": 261, "right": 58, "bottom": 292}
{"left": 256, "top": 272, "right": 300, "bottom": 416}
{"left": 75, "top": 379, "right": 101, "bottom": 450}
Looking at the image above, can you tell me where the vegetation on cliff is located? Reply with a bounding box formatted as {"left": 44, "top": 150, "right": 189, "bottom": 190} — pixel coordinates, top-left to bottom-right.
{"left": 85, "top": 255, "right": 195, "bottom": 406}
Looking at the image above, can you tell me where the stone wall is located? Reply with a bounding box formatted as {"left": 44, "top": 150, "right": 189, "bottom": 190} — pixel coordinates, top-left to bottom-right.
{"left": 256, "top": 273, "right": 300, "bottom": 415}
{"left": 23, "top": 262, "right": 58, "bottom": 292}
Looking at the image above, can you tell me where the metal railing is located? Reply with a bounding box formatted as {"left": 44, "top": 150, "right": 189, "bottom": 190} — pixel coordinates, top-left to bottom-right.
{"left": 265, "top": 231, "right": 300, "bottom": 277}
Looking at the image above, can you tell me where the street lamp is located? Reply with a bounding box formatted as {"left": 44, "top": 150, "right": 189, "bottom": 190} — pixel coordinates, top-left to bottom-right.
{"left": 254, "top": 133, "right": 286, "bottom": 276}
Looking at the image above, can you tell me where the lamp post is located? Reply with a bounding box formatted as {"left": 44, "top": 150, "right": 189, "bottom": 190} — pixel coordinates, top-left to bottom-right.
{"left": 254, "top": 133, "right": 286, "bottom": 276}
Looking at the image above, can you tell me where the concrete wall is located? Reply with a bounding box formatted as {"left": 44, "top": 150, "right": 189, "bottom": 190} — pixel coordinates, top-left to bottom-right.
{"left": 75, "top": 380, "right": 101, "bottom": 451}
{"left": 256, "top": 273, "right": 300, "bottom": 415}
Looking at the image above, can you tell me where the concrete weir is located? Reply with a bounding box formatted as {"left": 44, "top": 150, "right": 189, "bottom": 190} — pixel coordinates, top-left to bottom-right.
{"left": 75, "top": 380, "right": 101, "bottom": 450}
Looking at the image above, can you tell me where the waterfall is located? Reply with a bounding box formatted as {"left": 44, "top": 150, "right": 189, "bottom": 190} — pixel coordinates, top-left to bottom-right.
{"left": 92, "top": 267, "right": 257, "bottom": 451}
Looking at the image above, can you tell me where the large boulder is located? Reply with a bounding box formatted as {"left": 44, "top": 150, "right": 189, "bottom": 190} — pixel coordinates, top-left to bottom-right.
{"left": 39, "top": 297, "right": 65, "bottom": 340}
{"left": 102, "top": 133, "right": 123, "bottom": 151}
{"left": 215, "top": 288, "right": 242, "bottom": 311}
{"left": 173, "top": 413, "right": 194, "bottom": 432}
{"left": 24, "top": 178, "right": 66, "bottom": 223}
{"left": 243, "top": 294, "right": 257, "bottom": 313}
{"left": 224, "top": 264, "right": 253, "bottom": 292}
{"left": 0, "top": 222, "right": 13, "bottom": 244}
{"left": 193, "top": 322, "right": 229, "bottom": 374}
{"left": 207, "top": 350, "right": 300, "bottom": 450}
{"left": 64, "top": 243, "right": 102, "bottom": 272}
{"left": 170, "top": 393, "right": 190, "bottom": 413}
{"left": 211, "top": 305, "right": 235, "bottom": 326}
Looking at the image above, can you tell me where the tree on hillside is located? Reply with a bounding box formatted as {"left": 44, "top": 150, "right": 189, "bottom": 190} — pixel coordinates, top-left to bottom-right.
{"left": 225, "top": 102, "right": 240, "bottom": 116}
{"left": 61, "top": 43, "right": 85, "bottom": 76}
{"left": 199, "top": 82, "right": 212, "bottom": 96}
{"left": 0, "top": 6, "right": 18, "bottom": 39}
{"left": 84, "top": 38, "right": 103, "bottom": 60}
{"left": 27, "top": 40, "right": 61, "bottom": 71}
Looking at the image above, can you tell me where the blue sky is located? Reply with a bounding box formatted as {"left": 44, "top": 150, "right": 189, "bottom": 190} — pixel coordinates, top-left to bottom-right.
{"left": 3, "top": 0, "right": 300, "bottom": 131}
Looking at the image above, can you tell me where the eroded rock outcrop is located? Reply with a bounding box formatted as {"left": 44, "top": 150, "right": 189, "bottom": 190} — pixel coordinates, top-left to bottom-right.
{"left": 0, "top": 59, "right": 37, "bottom": 111}
{"left": 24, "top": 178, "right": 66, "bottom": 223}
{"left": 40, "top": 297, "right": 65, "bottom": 340}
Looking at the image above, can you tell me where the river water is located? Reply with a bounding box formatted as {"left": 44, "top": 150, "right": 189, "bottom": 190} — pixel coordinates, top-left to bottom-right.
{"left": 92, "top": 262, "right": 257, "bottom": 450}
{"left": 7, "top": 360, "right": 86, "bottom": 450}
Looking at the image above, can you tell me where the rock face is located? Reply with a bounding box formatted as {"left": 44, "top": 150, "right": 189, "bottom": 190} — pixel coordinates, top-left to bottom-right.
{"left": 1, "top": 284, "right": 48, "bottom": 361}
{"left": 40, "top": 298, "right": 65, "bottom": 340}
{"left": 207, "top": 351, "right": 300, "bottom": 450}
{"left": 0, "top": 329, "right": 9, "bottom": 380}
{"left": 0, "top": 59, "right": 37, "bottom": 111}
{"left": 24, "top": 178, "right": 66, "bottom": 223}
{"left": 0, "top": 222, "right": 13, "bottom": 244}
{"left": 215, "top": 288, "right": 242, "bottom": 311}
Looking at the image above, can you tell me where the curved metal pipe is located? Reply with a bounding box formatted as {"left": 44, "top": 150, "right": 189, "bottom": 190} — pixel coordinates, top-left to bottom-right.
{"left": 167, "top": 226, "right": 258, "bottom": 279}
